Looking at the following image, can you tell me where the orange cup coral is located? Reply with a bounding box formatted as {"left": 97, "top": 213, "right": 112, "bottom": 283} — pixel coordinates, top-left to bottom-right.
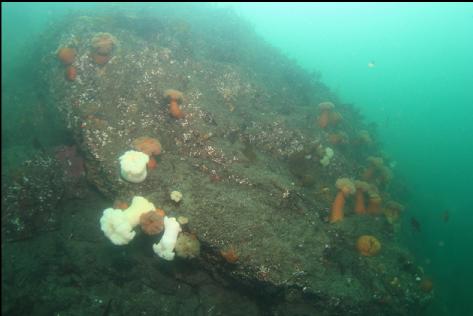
{"left": 139, "top": 209, "right": 164, "bottom": 235}
{"left": 164, "top": 89, "right": 185, "bottom": 119}
{"left": 356, "top": 235, "right": 381, "bottom": 256}
{"left": 330, "top": 178, "right": 356, "bottom": 223}
{"left": 317, "top": 101, "right": 335, "bottom": 128}
{"left": 57, "top": 47, "right": 76, "bottom": 65}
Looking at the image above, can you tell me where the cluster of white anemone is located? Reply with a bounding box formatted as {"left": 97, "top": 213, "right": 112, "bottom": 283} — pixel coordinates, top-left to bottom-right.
{"left": 100, "top": 196, "right": 182, "bottom": 261}
{"left": 101, "top": 146, "right": 185, "bottom": 260}
{"left": 119, "top": 150, "right": 149, "bottom": 183}
{"left": 320, "top": 147, "right": 334, "bottom": 167}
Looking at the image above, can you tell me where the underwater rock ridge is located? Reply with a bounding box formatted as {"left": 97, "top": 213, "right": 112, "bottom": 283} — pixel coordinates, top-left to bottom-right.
{"left": 32, "top": 7, "right": 432, "bottom": 315}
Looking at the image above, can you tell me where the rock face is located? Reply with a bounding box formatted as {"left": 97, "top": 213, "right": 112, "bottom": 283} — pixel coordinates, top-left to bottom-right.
{"left": 38, "top": 6, "right": 431, "bottom": 314}
{"left": 2, "top": 153, "right": 64, "bottom": 241}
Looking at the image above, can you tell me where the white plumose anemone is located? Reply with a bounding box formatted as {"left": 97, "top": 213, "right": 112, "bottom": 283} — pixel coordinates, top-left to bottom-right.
{"left": 119, "top": 150, "right": 149, "bottom": 183}
{"left": 170, "top": 190, "right": 183, "bottom": 203}
{"left": 320, "top": 147, "right": 334, "bottom": 167}
{"left": 153, "top": 216, "right": 182, "bottom": 260}
{"left": 100, "top": 196, "right": 156, "bottom": 245}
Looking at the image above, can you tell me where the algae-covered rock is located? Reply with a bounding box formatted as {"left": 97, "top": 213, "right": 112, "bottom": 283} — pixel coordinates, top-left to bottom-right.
{"left": 35, "top": 5, "right": 430, "bottom": 315}
{"left": 2, "top": 153, "right": 64, "bottom": 241}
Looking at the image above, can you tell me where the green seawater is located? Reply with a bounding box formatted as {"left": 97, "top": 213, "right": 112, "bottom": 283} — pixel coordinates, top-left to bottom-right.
{"left": 2, "top": 3, "right": 472, "bottom": 315}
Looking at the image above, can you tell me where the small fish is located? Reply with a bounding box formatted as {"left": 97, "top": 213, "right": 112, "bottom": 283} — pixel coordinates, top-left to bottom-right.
{"left": 442, "top": 210, "right": 449, "bottom": 222}
{"left": 368, "top": 61, "right": 376, "bottom": 68}
{"left": 411, "top": 217, "right": 421, "bottom": 232}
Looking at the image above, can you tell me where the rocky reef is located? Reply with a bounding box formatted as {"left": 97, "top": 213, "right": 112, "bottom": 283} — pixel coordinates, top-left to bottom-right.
{"left": 2, "top": 5, "right": 432, "bottom": 315}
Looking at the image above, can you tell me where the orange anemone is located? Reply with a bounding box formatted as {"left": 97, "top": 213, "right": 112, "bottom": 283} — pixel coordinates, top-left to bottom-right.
{"left": 317, "top": 101, "right": 335, "bottom": 128}
{"left": 66, "top": 66, "right": 77, "bottom": 81}
{"left": 91, "top": 53, "right": 112, "bottom": 65}
{"left": 221, "top": 247, "right": 239, "bottom": 264}
{"left": 354, "top": 180, "right": 370, "bottom": 215}
{"left": 169, "top": 102, "right": 185, "bottom": 119}
{"left": 362, "top": 156, "right": 392, "bottom": 187}
{"left": 356, "top": 235, "right": 381, "bottom": 256}
{"left": 113, "top": 200, "right": 129, "bottom": 210}
{"left": 329, "top": 111, "right": 342, "bottom": 126}
{"left": 164, "top": 89, "right": 185, "bottom": 119}
{"left": 155, "top": 208, "right": 166, "bottom": 217}
{"left": 132, "top": 137, "right": 161, "bottom": 156}
{"left": 330, "top": 178, "right": 355, "bottom": 223}
{"left": 147, "top": 156, "right": 157, "bottom": 170}
{"left": 91, "top": 32, "right": 117, "bottom": 55}
{"left": 367, "top": 192, "right": 382, "bottom": 215}
{"left": 139, "top": 210, "right": 164, "bottom": 235}
{"left": 58, "top": 47, "right": 76, "bottom": 65}
{"left": 328, "top": 131, "right": 348, "bottom": 145}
